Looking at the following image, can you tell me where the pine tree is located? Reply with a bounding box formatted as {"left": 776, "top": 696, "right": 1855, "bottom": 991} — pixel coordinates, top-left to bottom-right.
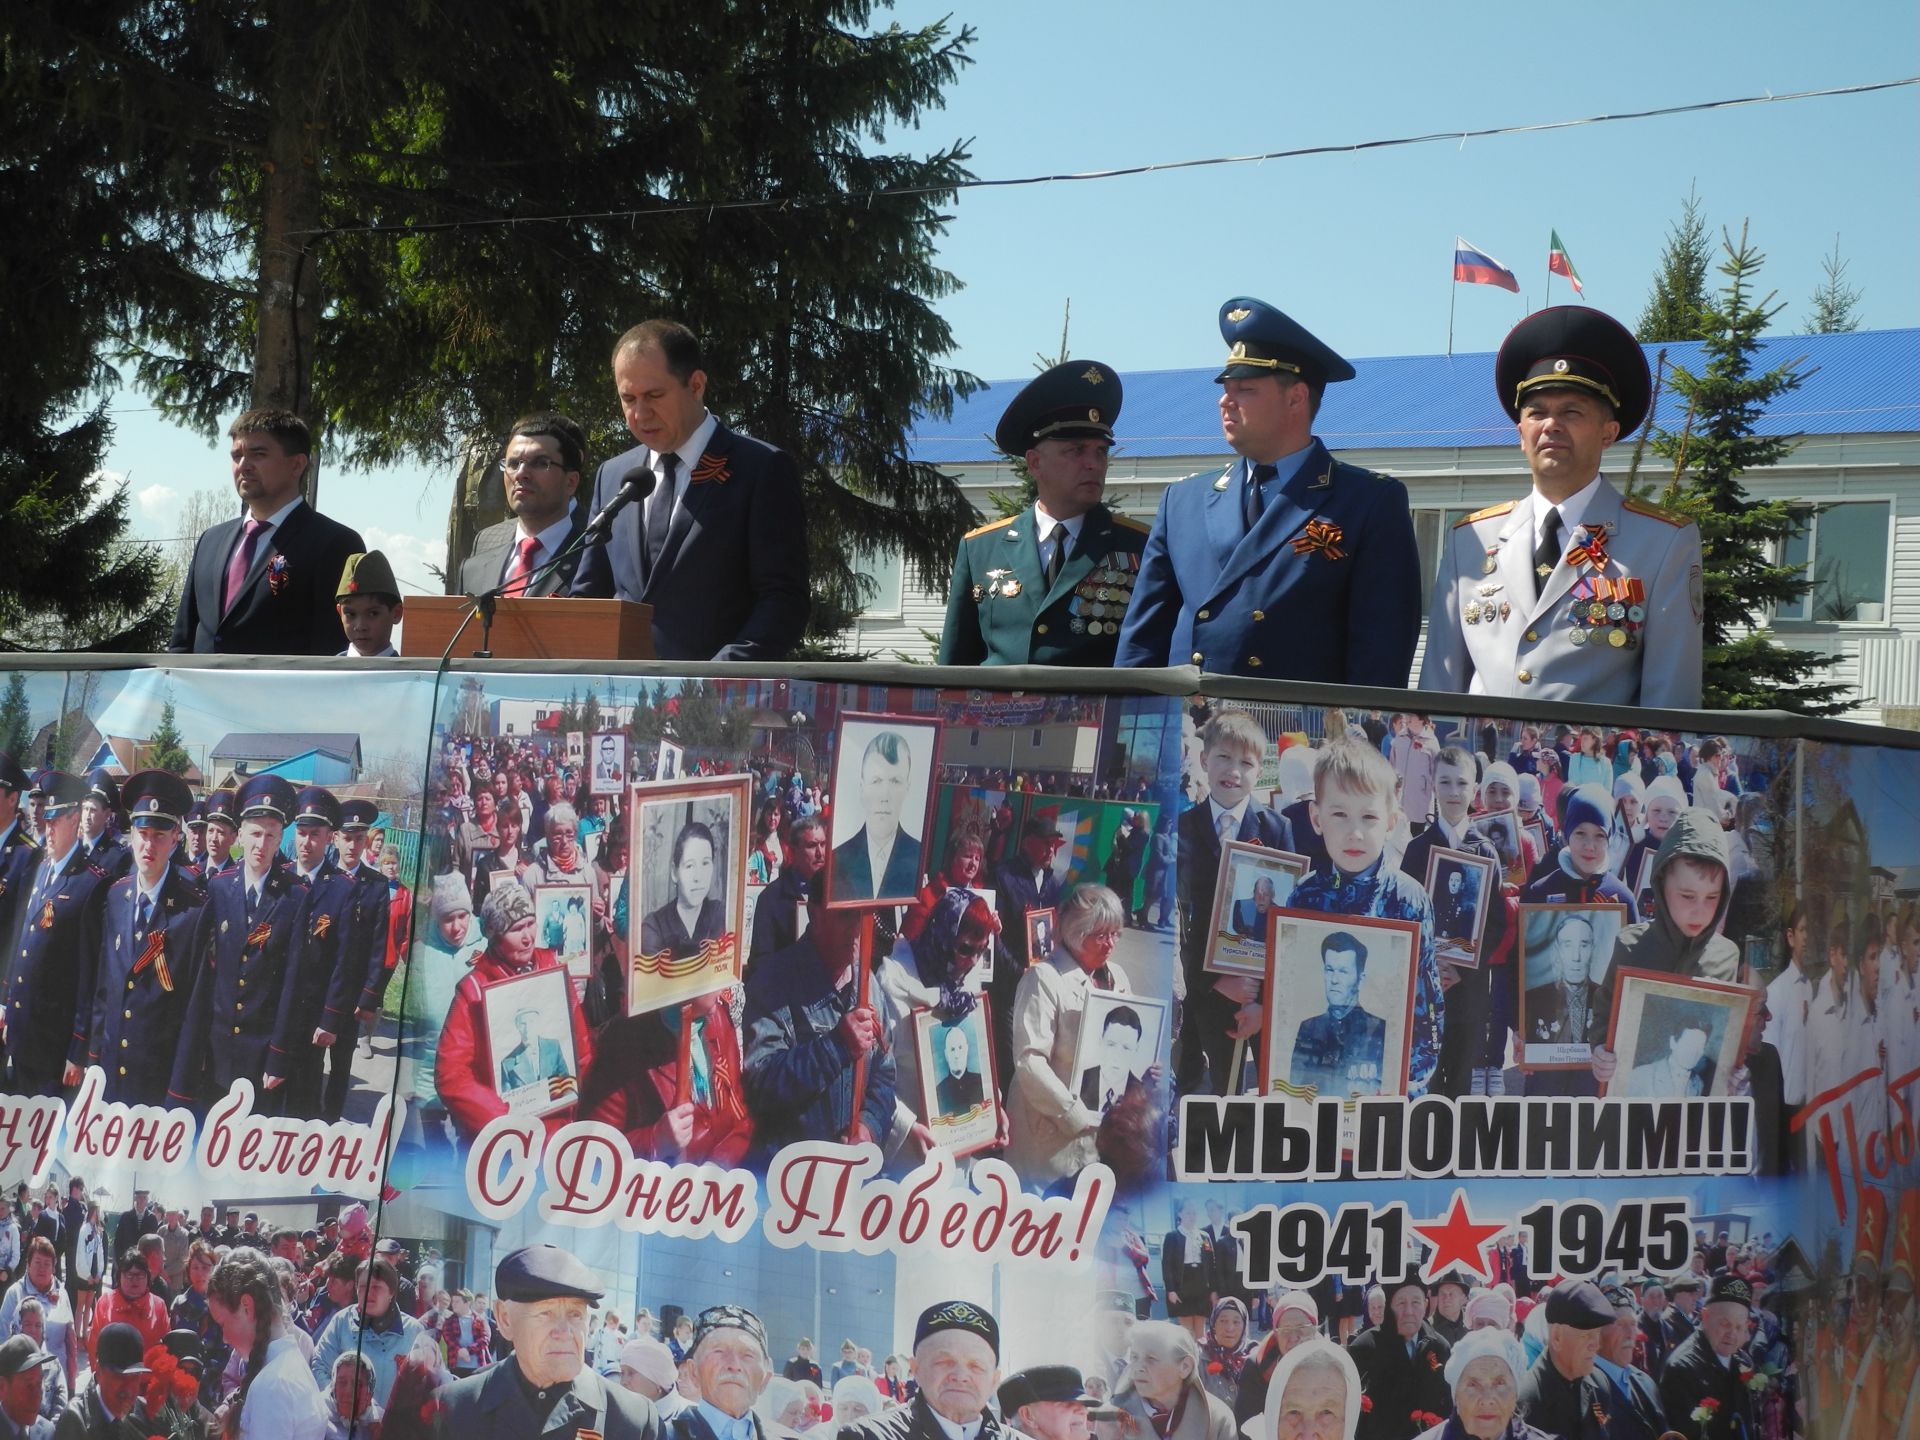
{"left": 0, "top": 673, "right": 30, "bottom": 759}
{"left": 1637, "top": 186, "right": 1715, "bottom": 343}
{"left": 145, "top": 694, "right": 193, "bottom": 775}
{"left": 1804, "top": 236, "right": 1863, "bottom": 334}
{"left": 579, "top": 692, "right": 603, "bottom": 739}
{"left": 1650, "top": 223, "right": 1848, "bottom": 714}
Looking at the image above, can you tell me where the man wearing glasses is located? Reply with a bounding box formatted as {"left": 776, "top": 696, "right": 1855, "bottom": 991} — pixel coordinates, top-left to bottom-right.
{"left": 460, "top": 411, "right": 591, "bottom": 599}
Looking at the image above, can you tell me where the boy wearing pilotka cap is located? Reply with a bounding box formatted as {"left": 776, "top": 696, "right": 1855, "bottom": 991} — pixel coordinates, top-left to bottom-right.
{"left": 336, "top": 551, "right": 403, "bottom": 657}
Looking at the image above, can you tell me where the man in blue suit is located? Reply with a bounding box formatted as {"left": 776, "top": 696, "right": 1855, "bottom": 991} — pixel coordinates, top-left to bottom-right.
{"left": 571, "top": 320, "right": 810, "bottom": 660}
{"left": 1115, "top": 298, "right": 1420, "bottom": 684}
{"left": 86, "top": 771, "right": 205, "bottom": 1107}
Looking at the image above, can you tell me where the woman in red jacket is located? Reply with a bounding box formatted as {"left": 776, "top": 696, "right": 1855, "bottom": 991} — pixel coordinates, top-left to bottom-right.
{"left": 434, "top": 879, "right": 594, "bottom": 1142}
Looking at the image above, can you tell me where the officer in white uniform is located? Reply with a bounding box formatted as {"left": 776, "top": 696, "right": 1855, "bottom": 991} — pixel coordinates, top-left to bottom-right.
{"left": 1420, "top": 305, "right": 1704, "bottom": 709}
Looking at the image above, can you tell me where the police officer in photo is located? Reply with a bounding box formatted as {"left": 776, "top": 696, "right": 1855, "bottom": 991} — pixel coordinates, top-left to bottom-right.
{"left": 1420, "top": 305, "right": 1705, "bottom": 708}
{"left": 433, "top": 1244, "right": 656, "bottom": 1438}
{"left": 941, "top": 360, "right": 1149, "bottom": 666}
{"left": 1116, "top": 297, "right": 1421, "bottom": 682}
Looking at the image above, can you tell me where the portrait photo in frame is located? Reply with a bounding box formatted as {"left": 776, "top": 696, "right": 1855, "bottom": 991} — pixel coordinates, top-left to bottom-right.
{"left": 912, "top": 1001, "right": 1001, "bottom": 1158}
{"left": 657, "top": 738, "right": 684, "bottom": 782}
{"left": 627, "top": 773, "right": 751, "bottom": 1016}
{"left": 1604, "top": 968, "right": 1759, "bottom": 1099}
{"left": 480, "top": 967, "right": 580, "bottom": 1120}
{"left": 1469, "top": 809, "right": 1528, "bottom": 887}
{"left": 1025, "top": 907, "right": 1057, "bottom": 968}
{"left": 1517, "top": 902, "right": 1630, "bottom": 1069}
{"left": 589, "top": 731, "right": 628, "bottom": 796}
{"left": 534, "top": 881, "right": 592, "bottom": 982}
{"left": 1070, "top": 990, "right": 1170, "bottom": 1122}
{"left": 1260, "top": 910, "right": 1419, "bottom": 1105}
{"left": 1204, "top": 841, "right": 1310, "bottom": 978}
{"left": 824, "top": 712, "right": 942, "bottom": 908}
{"left": 1423, "top": 846, "right": 1498, "bottom": 969}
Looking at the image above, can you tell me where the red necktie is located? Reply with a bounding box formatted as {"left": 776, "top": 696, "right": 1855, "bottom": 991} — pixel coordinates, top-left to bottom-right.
{"left": 223, "top": 518, "right": 267, "bottom": 613}
{"left": 502, "top": 534, "right": 541, "bottom": 596}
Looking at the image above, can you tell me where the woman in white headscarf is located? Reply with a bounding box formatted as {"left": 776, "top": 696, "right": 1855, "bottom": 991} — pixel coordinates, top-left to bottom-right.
{"left": 1242, "top": 1337, "right": 1360, "bottom": 1440}
{"left": 1414, "top": 1328, "right": 1549, "bottom": 1440}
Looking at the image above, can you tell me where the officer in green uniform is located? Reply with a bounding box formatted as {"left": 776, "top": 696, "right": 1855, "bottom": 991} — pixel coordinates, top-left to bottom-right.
{"left": 939, "top": 360, "right": 1149, "bottom": 666}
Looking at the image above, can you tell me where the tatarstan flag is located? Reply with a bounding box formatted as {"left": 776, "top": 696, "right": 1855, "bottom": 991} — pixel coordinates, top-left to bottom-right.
{"left": 1549, "top": 230, "right": 1584, "bottom": 294}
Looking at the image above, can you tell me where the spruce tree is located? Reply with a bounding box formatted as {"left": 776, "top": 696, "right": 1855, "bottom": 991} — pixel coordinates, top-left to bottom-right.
{"left": 146, "top": 694, "right": 193, "bottom": 775}
{"left": 1804, "top": 237, "right": 1863, "bottom": 334}
{"left": 1650, "top": 223, "right": 1847, "bottom": 714}
{"left": 1637, "top": 186, "right": 1715, "bottom": 343}
{"left": 0, "top": 674, "right": 29, "bottom": 759}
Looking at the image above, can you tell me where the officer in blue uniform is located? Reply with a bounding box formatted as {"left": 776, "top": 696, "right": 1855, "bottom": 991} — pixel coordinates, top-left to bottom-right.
{"left": 1116, "top": 298, "right": 1421, "bottom": 683}
{"left": 0, "top": 753, "right": 39, "bottom": 980}
{"left": 940, "top": 360, "right": 1150, "bottom": 666}
{"left": 200, "top": 789, "right": 240, "bottom": 878}
{"left": 80, "top": 770, "right": 130, "bottom": 879}
{"left": 87, "top": 771, "right": 206, "bottom": 1106}
{"left": 179, "top": 798, "right": 208, "bottom": 878}
{"left": 166, "top": 774, "right": 313, "bottom": 1113}
{"left": 335, "top": 798, "right": 392, "bottom": 1119}
{"left": 283, "top": 785, "right": 356, "bottom": 1119}
{"left": 4, "top": 771, "right": 109, "bottom": 1096}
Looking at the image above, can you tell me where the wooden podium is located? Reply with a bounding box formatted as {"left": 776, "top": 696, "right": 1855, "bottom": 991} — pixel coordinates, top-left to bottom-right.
{"left": 401, "top": 596, "right": 655, "bottom": 661}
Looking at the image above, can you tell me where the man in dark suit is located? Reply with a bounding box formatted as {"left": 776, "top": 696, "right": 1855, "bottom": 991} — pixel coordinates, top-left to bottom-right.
{"left": 571, "top": 320, "right": 809, "bottom": 660}
{"left": 1289, "top": 931, "right": 1387, "bottom": 1099}
{"left": 1596, "top": 1283, "right": 1668, "bottom": 1440}
{"left": 993, "top": 822, "right": 1063, "bottom": 967}
{"left": 1657, "top": 1275, "right": 1757, "bottom": 1440}
{"left": 1349, "top": 1277, "right": 1451, "bottom": 1440}
{"left": 666, "top": 1304, "right": 776, "bottom": 1440}
{"left": 0, "top": 1331, "right": 56, "bottom": 1438}
{"left": 749, "top": 816, "right": 824, "bottom": 971}
{"left": 1115, "top": 298, "right": 1420, "bottom": 684}
{"left": 829, "top": 731, "right": 923, "bottom": 902}
{"left": 0, "top": 754, "right": 41, "bottom": 1017}
{"left": 85, "top": 771, "right": 205, "bottom": 1108}
{"left": 52, "top": 1322, "right": 145, "bottom": 1437}
{"left": 1518, "top": 1280, "right": 1617, "bottom": 1440}
{"left": 1075, "top": 1005, "right": 1143, "bottom": 1115}
{"left": 3, "top": 771, "right": 109, "bottom": 1096}
{"left": 169, "top": 409, "right": 366, "bottom": 655}
{"left": 459, "top": 412, "right": 591, "bottom": 599}
{"left": 434, "top": 1245, "right": 657, "bottom": 1440}
{"left": 838, "top": 1302, "right": 1003, "bottom": 1440}
{"left": 934, "top": 1022, "right": 986, "bottom": 1117}
{"left": 1636, "top": 1282, "right": 1676, "bottom": 1380}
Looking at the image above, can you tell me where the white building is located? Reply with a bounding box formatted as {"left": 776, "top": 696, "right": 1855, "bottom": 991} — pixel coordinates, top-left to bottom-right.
{"left": 843, "top": 327, "right": 1918, "bottom": 724}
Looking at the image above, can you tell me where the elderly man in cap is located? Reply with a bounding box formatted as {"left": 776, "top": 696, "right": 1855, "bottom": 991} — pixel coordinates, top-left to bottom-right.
{"left": 1117, "top": 297, "right": 1421, "bottom": 685}
{"left": 839, "top": 1302, "right": 1002, "bottom": 1440}
{"left": 1656, "top": 1274, "right": 1756, "bottom": 1440}
{"left": 84, "top": 771, "right": 204, "bottom": 1107}
{"left": 434, "top": 1244, "right": 655, "bottom": 1438}
{"left": 1516, "top": 1279, "right": 1615, "bottom": 1440}
{"left": 1349, "top": 1276, "right": 1451, "bottom": 1440}
{"left": 3, "top": 770, "right": 111, "bottom": 1096}
{"left": 167, "top": 774, "right": 313, "bottom": 1111}
{"left": 997, "top": 1366, "right": 1093, "bottom": 1440}
{"left": 1593, "top": 1283, "right": 1666, "bottom": 1440}
{"left": 0, "top": 1333, "right": 55, "bottom": 1439}
{"left": 55, "top": 1321, "right": 149, "bottom": 1436}
{"left": 665, "top": 1304, "right": 780, "bottom": 1440}
{"left": 941, "top": 360, "right": 1150, "bottom": 667}
{"left": 1421, "top": 305, "right": 1704, "bottom": 708}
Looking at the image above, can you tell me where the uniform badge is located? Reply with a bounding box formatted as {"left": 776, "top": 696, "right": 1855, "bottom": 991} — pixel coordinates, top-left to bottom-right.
{"left": 1002, "top": 578, "right": 1021, "bottom": 597}
{"left": 1081, "top": 367, "right": 1104, "bottom": 385}
{"left": 1213, "top": 473, "right": 1231, "bottom": 492}
{"left": 1464, "top": 601, "right": 1480, "bottom": 624}
{"left": 984, "top": 569, "right": 1011, "bottom": 597}
{"left": 1225, "top": 308, "right": 1251, "bottom": 323}
{"left": 970, "top": 585, "right": 983, "bottom": 602}
{"left": 1482, "top": 550, "right": 1498, "bottom": 575}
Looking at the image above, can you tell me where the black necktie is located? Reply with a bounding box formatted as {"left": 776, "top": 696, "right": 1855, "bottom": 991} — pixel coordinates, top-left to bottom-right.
{"left": 646, "top": 452, "right": 680, "bottom": 568}
{"left": 1532, "top": 506, "right": 1564, "bottom": 594}
{"left": 1243, "top": 462, "right": 1278, "bottom": 529}
{"left": 1044, "top": 524, "right": 1068, "bottom": 587}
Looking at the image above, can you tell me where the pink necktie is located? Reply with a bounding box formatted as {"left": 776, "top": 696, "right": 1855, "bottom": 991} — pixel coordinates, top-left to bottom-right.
{"left": 502, "top": 534, "right": 541, "bottom": 595}
{"left": 223, "top": 518, "right": 267, "bottom": 612}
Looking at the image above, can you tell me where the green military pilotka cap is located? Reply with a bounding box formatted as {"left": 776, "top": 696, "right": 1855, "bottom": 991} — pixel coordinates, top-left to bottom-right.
{"left": 337, "top": 550, "right": 401, "bottom": 604}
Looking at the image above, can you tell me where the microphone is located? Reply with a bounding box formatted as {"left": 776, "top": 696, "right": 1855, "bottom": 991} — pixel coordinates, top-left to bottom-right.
{"left": 578, "top": 464, "right": 656, "bottom": 547}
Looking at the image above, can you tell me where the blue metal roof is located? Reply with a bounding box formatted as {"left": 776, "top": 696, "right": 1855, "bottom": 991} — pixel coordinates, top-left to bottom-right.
{"left": 909, "top": 326, "right": 1919, "bottom": 465}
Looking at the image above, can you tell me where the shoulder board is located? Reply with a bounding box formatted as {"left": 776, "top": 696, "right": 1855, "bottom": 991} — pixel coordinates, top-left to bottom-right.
{"left": 1454, "top": 502, "right": 1514, "bottom": 528}
{"left": 1110, "top": 513, "right": 1151, "bottom": 535}
{"left": 1622, "top": 495, "right": 1686, "bottom": 527}
{"left": 86, "top": 863, "right": 107, "bottom": 879}
{"left": 963, "top": 515, "right": 1017, "bottom": 541}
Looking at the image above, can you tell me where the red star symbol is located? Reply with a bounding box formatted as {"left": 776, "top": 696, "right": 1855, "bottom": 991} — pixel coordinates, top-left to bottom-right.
{"left": 1410, "top": 1189, "right": 1505, "bottom": 1284}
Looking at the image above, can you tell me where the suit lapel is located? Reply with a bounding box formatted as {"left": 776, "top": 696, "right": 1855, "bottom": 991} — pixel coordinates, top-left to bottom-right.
{"left": 995, "top": 508, "right": 1044, "bottom": 606}
{"left": 1212, "top": 442, "right": 1334, "bottom": 599}
{"left": 230, "top": 503, "right": 312, "bottom": 619}
{"left": 1041, "top": 504, "right": 1109, "bottom": 610}
{"left": 536, "top": 510, "right": 590, "bottom": 596}
{"left": 653, "top": 423, "right": 735, "bottom": 591}
{"left": 200, "top": 517, "right": 242, "bottom": 621}
{"left": 1201, "top": 460, "right": 1245, "bottom": 577}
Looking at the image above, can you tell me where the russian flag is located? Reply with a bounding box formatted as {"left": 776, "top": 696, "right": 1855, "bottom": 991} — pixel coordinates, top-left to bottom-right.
{"left": 1453, "top": 237, "right": 1520, "bottom": 293}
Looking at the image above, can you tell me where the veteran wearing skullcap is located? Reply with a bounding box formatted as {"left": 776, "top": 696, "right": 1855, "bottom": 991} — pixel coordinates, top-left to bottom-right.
{"left": 665, "top": 1305, "right": 777, "bottom": 1440}
{"left": 941, "top": 360, "right": 1150, "bottom": 667}
{"left": 1656, "top": 1274, "right": 1756, "bottom": 1440}
{"left": 3, "top": 771, "right": 112, "bottom": 1096}
{"left": 1516, "top": 1280, "right": 1615, "bottom": 1440}
{"left": 998, "top": 1366, "right": 1094, "bottom": 1440}
{"left": 434, "top": 1245, "right": 657, "bottom": 1439}
{"left": 1593, "top": 1283, "right": 1668, "bottom": 1440}
{"left": 840, "top": 1301, "right": 1003, "bottom": 1440}
{"left": 1117, "top": 298, "right": 1421, "bottom": 685}
{"left": 86, "top": 771, "right": 206, "bottom": 1107}
{"left": 1421, "top": 305, "right": 1704, "bottom": 709}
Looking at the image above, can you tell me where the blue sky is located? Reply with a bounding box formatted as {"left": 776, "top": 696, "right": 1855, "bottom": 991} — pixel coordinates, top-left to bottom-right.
{"left": 98, "top": 1, "right": 1918, "bottom": 597}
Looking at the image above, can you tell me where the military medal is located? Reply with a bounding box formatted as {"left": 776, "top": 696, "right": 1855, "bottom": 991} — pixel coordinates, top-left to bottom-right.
{"left": 1498, "top": 600, "right": 1511, "bottom": 621}
{"left": 1628, "top": 604, "right": 1645, "bottom": 623}
{"left": 1483, "top": 547, "right": 1498, "bottom": 575}
{"left": 970, "top": 585, "right": 983, "bottom": 602}
{"left": 1608, "top": 628, "right": 1627, "bottom": 648}
{"left": 1002, "top": 578, "right": 1021, "bottom": 597}
{"left": 1570, "top": 626, "right": 1589, "bottom": 646}
{"left": 1464, "top": 601, "right": 1480, "bottom": 624}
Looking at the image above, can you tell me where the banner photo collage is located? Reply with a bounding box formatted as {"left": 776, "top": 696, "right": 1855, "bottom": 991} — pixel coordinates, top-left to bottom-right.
{"left": 0, "top": 660, "right": 1910, "bottom": 1439}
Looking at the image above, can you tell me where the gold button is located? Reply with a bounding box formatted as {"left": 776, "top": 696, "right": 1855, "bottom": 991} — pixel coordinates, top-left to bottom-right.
{"left": 1191, "top": 652, "right": 1204, "bottom": 664}
{"left": 1247, "top": 656, "right": 1262, "bottom": 668}
{"left": 121, "top": 1039, "right": 128, "bottom": 1048}
{"left": 1251, "top": 610, "right": 1265, "bottom": 622}
{"left": 1517, "top": 669, "right": 1532, "bottom": 683}
{"left": 118, "top": 1067, "right": 126, "bottom": 1076}
{"left": 124, "top": 1009, "right": 132, "bottom": 1019}
{"left": 1525, "top": 629, "right": 1538, "bottom": 642}
{"left": 1197, "top": 609, "right": 1210, "bottom": 620}
{"left": 1036, "top": 624, "right": 1049, "bottom": 635}
{"left": 233, "top": 1026, "right": 241, "bottom": 1034}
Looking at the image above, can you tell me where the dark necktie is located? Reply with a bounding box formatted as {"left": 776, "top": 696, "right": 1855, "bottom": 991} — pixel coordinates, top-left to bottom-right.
{"left": 1243, "top": 462, "right": 1278, "bottom": 529}
{"left": 1532, "top": 506, "right": 1564, "bottom": 595}
{"left": 1044, "top": 524, "right": 1068, "bottom": 587}
{"left": 135, "top": 892, "right": 152, "bottom": 940}
{"left": 646, "top": 452, "right": 680, "bottom": 568}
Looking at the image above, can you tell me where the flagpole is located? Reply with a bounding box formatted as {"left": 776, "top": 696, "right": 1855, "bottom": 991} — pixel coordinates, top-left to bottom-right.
{"left": 1447, "top": 238, "right": 1458, "bottom": 356}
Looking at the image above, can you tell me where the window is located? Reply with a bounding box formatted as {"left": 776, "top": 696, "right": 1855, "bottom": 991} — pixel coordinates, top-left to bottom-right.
{"left": 853, "top": 545, "right": 904, "bottom": 619}
{"left": 1778, "top": 501, "right": 1892, "bottom": 622}
{"left": 1413, "top": 508, "right": 1476, "bottom": 618}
